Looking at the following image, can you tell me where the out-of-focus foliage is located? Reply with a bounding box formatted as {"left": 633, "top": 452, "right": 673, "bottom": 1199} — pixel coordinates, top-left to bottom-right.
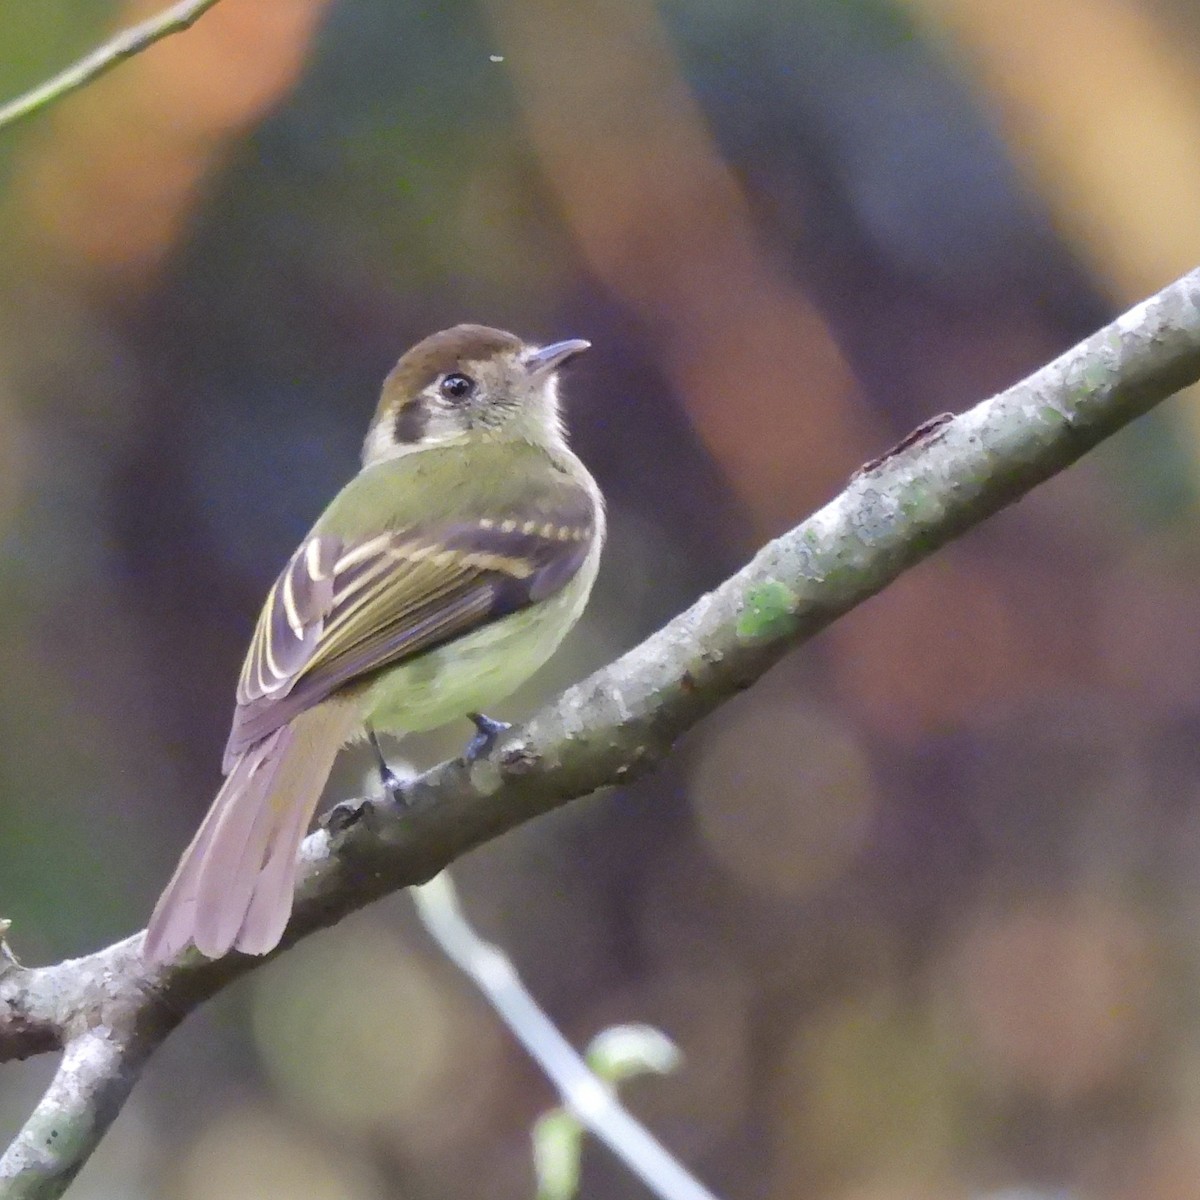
{"left": 2, "top": 1, "right": 1200, "bottom": 1197}
{"left": 531, "top": 1024, "right": 684, "bottom": 1200}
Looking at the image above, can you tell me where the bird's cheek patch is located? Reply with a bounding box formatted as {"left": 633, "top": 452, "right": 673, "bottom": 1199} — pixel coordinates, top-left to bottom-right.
{"left": 392, "top": 398, "right": 429, "bottom": 444}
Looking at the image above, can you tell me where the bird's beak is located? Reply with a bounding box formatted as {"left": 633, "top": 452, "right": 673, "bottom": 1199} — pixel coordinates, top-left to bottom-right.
{"left": 524, "top": 338, "right": 591, "bottom": 377}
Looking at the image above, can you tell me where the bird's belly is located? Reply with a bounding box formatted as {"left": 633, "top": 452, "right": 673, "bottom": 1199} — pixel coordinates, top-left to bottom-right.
{"left": 362, "top": 549, "right": 598, "bottom": 735}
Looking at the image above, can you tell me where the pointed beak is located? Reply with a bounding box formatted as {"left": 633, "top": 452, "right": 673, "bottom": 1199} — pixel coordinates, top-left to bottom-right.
{"left": 523, "top": 338, "right": 591, "bottom": 377}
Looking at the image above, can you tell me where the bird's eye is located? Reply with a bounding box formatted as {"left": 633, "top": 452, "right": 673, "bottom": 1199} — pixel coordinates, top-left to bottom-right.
{"left": 439, "top": 372, "right": 476, "bottom": 401}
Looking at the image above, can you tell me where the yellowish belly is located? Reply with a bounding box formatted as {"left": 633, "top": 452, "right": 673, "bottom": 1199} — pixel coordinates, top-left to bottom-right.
{"left": 361, "top": 542, "right": 599, "bottom": 735}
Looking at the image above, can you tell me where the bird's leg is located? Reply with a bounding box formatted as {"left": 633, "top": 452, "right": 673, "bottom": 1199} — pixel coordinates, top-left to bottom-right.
{"left": 326, "top": 729, "right": 401, "bottom": 834}
{"left": 465, "top": 712, "right": 511, "bottom": 761}
{"left": 368, "top": 728, "right": 403, "bottom": 797}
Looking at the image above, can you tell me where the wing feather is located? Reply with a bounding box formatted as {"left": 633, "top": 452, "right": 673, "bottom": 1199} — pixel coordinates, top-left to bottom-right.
{"left": 222, "top": 482, "right": 597, "bottom": 769}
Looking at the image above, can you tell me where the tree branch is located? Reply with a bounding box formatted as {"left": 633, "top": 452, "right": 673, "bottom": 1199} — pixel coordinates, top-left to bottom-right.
{"left": 0, "top": 0, "right": 226, "bottom": 134}
{"left": 2, "top": 267, "right": 1200, "bottom": 1197}
{"left": 413, "top": 872, "right": 719, "bottom": 1200}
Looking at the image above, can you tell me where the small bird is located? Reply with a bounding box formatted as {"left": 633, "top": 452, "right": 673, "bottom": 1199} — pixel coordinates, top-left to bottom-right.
{"left": 145, "top": 325, "right": 604, "bottom": 962}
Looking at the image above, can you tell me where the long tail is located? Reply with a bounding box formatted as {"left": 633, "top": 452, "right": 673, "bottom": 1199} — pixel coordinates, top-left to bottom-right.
{"left": 144, "top": 704, "right": 356, "bottom": 962}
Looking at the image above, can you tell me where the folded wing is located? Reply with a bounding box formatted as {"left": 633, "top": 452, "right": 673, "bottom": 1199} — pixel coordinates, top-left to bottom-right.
{"left": 223, "top": 485, "right": 597, "bottom": 768}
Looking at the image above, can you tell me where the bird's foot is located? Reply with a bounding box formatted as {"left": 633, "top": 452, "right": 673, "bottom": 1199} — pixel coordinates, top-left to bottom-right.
{"left": 465, "top": 712, "right": 511, "bottom": 761}
{"left": 326, "top": 796, "right": 372, "bottom": 835}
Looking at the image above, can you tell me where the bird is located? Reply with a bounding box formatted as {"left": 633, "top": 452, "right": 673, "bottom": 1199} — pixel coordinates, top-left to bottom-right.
{"left": 144, "top": 324, "right": 604, "bottom": 962}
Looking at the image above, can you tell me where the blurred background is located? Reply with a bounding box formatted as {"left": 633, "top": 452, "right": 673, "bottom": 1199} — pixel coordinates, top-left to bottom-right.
{"left": 2, "top": 0, "right": 1200, "bottom": 1197}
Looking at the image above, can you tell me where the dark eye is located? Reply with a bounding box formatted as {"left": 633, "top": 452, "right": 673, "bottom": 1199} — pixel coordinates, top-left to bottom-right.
{"left": 439, "top": 372, "right": 476, "bottom": 401}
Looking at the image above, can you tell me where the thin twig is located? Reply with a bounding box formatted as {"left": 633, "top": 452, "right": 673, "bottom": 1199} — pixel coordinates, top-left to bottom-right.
{"left": 0, "top": 0, "right": 227, "bottom": 133}
{"left": 2, "top": 268, "right": 1200, "bottom": 1197}
{"left": 413, "top": 873, "right": 721, "bottom": 1200}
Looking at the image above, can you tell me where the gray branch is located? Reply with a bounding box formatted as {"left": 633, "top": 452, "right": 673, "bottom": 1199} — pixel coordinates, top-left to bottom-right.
{"left": 0, "top": 0, "right": 226, "bottom": 134}
{"left": 3, "top": 268, "right": 1200, "bottom": 1198}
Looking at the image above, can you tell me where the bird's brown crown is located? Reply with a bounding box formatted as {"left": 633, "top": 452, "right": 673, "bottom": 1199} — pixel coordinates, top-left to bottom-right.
{"left": 378, "top": 324, "right": 524, "bottom": 409}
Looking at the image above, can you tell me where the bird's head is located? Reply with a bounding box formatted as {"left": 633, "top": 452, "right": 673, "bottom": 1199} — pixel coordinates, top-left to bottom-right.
{"left": 364, "top": 324, "right": 590, "bottom": 466}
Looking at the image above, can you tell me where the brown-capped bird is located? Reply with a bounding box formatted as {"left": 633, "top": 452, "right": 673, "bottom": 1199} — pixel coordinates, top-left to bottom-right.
{"left": 144, "top": 325, "right": 603, "bottom": 962}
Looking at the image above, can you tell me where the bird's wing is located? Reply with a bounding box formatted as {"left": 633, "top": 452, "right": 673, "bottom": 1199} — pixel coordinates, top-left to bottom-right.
{"left": 222, "top": 478, "right": 597, "bottom": 769}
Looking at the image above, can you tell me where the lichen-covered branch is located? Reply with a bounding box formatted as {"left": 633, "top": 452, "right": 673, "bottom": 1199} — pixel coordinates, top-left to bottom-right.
{"left": 2, "top": 267, "right": 1200, "bottom": 1198}
{"left": 0, "top": 0, "right": 226, "bottom": 134}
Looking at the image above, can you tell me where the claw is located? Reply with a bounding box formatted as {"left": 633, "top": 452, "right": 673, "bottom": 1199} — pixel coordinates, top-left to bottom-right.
{"left": 326, "top": 796, "right": 371, "bottom": 834}
{"left": 465, "top": 712, "right": 511, "bottom": 761}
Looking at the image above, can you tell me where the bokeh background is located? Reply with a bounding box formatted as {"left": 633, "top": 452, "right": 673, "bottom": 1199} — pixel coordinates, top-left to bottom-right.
{"left": 2, "top": 0, "right": 1200, "bottom": 1197}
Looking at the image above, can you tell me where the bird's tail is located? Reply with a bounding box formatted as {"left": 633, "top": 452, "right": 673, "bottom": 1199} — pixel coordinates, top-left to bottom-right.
{"left": 144, "top": 704, "right": 356, "bottom": 963}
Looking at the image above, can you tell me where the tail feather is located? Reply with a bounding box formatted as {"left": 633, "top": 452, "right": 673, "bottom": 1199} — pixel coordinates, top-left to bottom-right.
{"left": 144, "top": 704, "right": 357, "bottom": 963}
{"left": 236, "top": 782, "right": 319, "bottom": 954}
{"left": 191, "top": 736, "right": 290, "bottom": 957}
